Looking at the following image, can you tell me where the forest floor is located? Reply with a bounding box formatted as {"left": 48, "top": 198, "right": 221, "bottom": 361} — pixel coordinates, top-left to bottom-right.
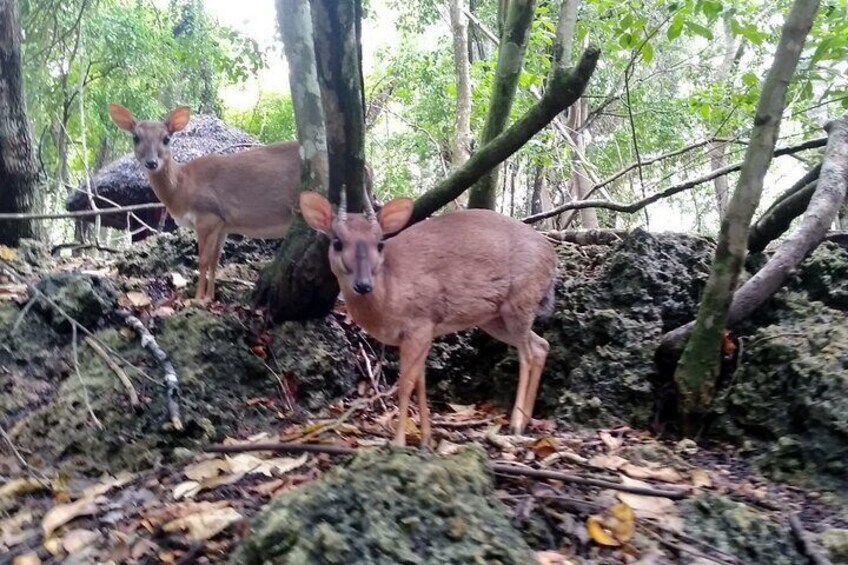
{"left": 1, "top": 232, "right": 847, "bottom": 564}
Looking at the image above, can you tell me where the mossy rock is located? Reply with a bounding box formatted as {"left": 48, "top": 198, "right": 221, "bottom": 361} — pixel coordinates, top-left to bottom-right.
{"left": 231, "top": 447, "right": 534, "bottom": 565}
{"left": 793, "top": 241, "right": 848, "bottom": 311}
{"left": 682, "top": 494, "right": 802, "bottom": 564}
{"left": 819, "top": 528, "right": 848, "bottom": 563}
{"left": 115, "top": 229, "right": 278, "bottom": 279}
{"left": 8, "top": 308, "right": 354, "bottom": 474}
{"left": 716, "top": 293, "right": 848, "bottom": 489}
{"left": 32, "top": 273, "right": 118, "bottom": 332}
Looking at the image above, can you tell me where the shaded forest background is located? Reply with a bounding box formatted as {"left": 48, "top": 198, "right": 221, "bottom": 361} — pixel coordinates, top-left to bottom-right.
{"left": 10, "top": 0, "right": 848, "bottom": 246}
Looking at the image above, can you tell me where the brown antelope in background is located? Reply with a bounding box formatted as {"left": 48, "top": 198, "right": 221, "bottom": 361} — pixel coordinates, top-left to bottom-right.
{"left": 107, "top": 104, "right": 299, "bottom": 302}
{"left": 300, "top": 189, "right": 558, "bottom": 446}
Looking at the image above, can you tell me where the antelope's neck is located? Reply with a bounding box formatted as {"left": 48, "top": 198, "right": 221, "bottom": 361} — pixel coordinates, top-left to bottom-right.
{"left": 146, "top": 159, "right": 182, "bottom": 213}
{"left": 342, "top": 273, "right": 397, "bottom": 344}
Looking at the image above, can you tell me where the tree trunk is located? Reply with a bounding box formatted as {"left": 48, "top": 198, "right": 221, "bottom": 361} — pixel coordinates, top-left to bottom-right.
{"left": 253, "top": 0, "right": 335, "bottom": 321}
{"left": 709, "top": 18, "right": 744, "bottom": 217}
{"left": 568, "top": 98, "right": 598, "bottom": 228}
{"left": 671, "top": 0, "right": 819, "bottom": 431}
{"left": 0, "top": 0, "right": 40, "bottom": 246}
{"left": 448, "top": 0, "right": 473, "bottom": 213}
{"left": 466, "top": 0, "right": 536, "bottom": 210}
{"left": 411, "top": 47, "right": 600, "bottom": 222}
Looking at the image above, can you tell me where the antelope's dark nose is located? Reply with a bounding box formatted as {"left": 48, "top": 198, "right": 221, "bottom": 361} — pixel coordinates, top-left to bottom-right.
{"left": 145, "top": 160, "right": 159, "bottom": 170}
{"left": 353, "top": 280, "right": 373, "bottom": 295}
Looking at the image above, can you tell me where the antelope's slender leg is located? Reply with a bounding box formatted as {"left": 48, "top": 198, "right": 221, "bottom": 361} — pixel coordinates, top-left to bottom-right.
{"left": 195, "top": 228, "right": 209, "bottom": 301}
{"left": 205, "top": 229, "right": 227, "bottom": 302}
{"left": 416, "top": 369, "right": 432, "bottom": 449}
{"left": 394, "top": 331, "right": 432, "bottom": 447}
{"left": 522, "top": 332, "right": 550, "bottom": 427}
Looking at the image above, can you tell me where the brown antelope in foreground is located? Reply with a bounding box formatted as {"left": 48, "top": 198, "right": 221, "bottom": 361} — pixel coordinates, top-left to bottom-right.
{"left": 107, "top": 104, "right": 299, "bottom": 302}
{"left": 300, "top": 190, "right": 558, "bottom": 446}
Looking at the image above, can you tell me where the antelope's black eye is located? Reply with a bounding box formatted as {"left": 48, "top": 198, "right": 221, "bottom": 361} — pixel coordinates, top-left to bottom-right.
{"left": 132, "top": 134, "right": 140, "bottom": 145}
{"left": 332, "top": 238, "right": 343, "bottom": 252}
{"left": 377, "top": 241, "right": 385, "bottom": 252}
{"left": 163, "top": 135, "right": 171, "bottom": 145}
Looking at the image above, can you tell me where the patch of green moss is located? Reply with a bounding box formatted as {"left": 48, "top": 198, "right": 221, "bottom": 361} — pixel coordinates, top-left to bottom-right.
{"left": 232, "top": 447, "right": 534, "bottom": 565}
{"left": 682, "top": 494, "right": 802, "bottom": 564}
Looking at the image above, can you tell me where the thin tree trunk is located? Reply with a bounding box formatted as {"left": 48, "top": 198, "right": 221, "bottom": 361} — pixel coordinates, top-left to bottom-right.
{"left": 568, "top": 98, "right": 598, "bottom": 228}
{"left": 708, "top": 18, "right": 742, "bottom": 217}
{"left": 747, "top": 164, "right": 821, "bottom": 252}
{"left": 671, "top": 0, "right": 819, "bottom": 430}
{"left": 466, "top": 0, "right": 536, "bottom": 210}
{"left": 253, "top": 0, "right": 335, "bottom": 321}
{"left": 411, "top": 47, "right": 599, "bottom": 222}
{"left": 447, "top": 0, "right": 473, "bottom": 210}
{"left": 0, "top": 0, "right": 40, "bottom": 246}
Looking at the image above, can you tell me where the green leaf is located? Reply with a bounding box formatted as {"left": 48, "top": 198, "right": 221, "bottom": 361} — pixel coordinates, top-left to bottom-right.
{"left": 667, "top": 14, "right": 685, "bottom": 41}
{"left": 741, "top": 72, "right": 759, "bottom": 89}
{"left": 641, "top": 42, "right": 654, "bottom": 64}
{"left": 684, "top": 20, "right": 714, "bottom": 40}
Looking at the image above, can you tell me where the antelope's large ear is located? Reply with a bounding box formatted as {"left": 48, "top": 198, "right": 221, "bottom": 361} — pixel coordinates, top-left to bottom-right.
{"left": 107, "top": 104, "right": 136, "bottom": 132}
{"left": 165, "top": 106, "right": 191, "bottom": 133}
{"left": 378, "top": 198, "right": 413, "bottom": 235}
{"left": 300, "top": 192, "right": 333, "bottom": 235}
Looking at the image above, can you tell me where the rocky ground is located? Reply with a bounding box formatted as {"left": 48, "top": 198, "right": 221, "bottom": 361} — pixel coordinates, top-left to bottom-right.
{"left": 1, "top": 229, "right": 846, "bottom": 564}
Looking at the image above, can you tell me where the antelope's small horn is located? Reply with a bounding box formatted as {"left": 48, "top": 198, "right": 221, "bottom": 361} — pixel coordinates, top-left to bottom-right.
{"left": 363, "top": 186, "right": 377, "bottom": 223}
{"left": 338, "top": 186, "right": 348, "bottom": 222}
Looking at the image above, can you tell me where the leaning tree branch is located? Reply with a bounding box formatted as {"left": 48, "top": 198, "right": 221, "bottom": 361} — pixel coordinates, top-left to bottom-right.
{"left": 411, "top": 47, "right": 601, "bottom": 223}
{"left": 0, "top": 202, "right": 164, "bottom": 221}
{"left": 523, "top": 136, "right": 828, "bottom": 224}
{"left": 747, "top": 163, "right": 822, "bottom": 253}
{"left": 663, "top": 113, "right": 847, "bottom": 352}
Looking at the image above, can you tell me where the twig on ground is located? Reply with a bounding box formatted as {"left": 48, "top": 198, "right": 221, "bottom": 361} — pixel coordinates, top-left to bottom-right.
{"left": 83, "top": 335, "right": 140, "bottom": 409}
{"left": 359, "top": 342, "right": 387, "bottom": 412}
{"left": 0, "top": 423, "right": 50, "bottom": 486}
{"left": 10, "top": 295, "right": 37, "bottom": 335}
{"left": 72, "top": 325, "right": 104, "bottom": 430}
{"left": 293, "top": 386, "right": 398, "bottom": 443}
{"left": 50, "top": 242, "right": 120, "bottom": 256}
{"left": 202, "top": 441, "right": 690, "bottom": 499}
{"left": 789, "top": 513, "right": 833, "bottom": 565}
{"left": 122, "top": 313, "right": 183, "bottom": 430}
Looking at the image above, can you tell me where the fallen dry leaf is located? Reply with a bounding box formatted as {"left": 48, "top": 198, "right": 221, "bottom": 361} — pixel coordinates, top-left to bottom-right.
{"left": 0, "top": 283, "right": 28, "bottom": 301}
{"left": 690, "top": 468, "right": 712, "bottom": 489}
{"left": 436, "top": 439, "right": 463, "bottom": 456}
{"left": 162, "top": 506, "right": 242, "bottom": 542}
{"left": 172, "top": 481, "right": 202, "bottom": 501}
{"left": 587, "top": 503, "right": 635, "bottom": 547}
{"left": 170, "top": 272, "right": 188, "bottom": 289}
{"left": 61, "top": 528, "right": 99, "bottom": 553}
{"left": 125, "top": 291, "right": 151, "bottom": 308}
{"left": 588, "top": 454, "right": 628, "bottom": 471}
{"left": 616, "top": 477, "right": 682, "bottom": 532}
{"left": 11, "top": 552, "right": 40, "bottom": 565}
{"left": 1, "top": 509, "right": 35, "bottom": 549}
{"left": 0, "top": 245, "right": 17, "bottom": 261}
{"left": 79, "top": 472, "right": 135, "bottom": 499}
{"left": 531, "top": 437, "right": 559, "bottom": 459}
{"left": 536, "top": 549, "right": 575, "bottom": 564}
{"left": 620, "top": 463, "right": 684, "bottom": 483}
{"left": 225, "top": 453, "right": 308, "bottom": 477}
{"left": 184, "top": 458, "right": 230, "bottom": 482}
{"left": 0, "top": 478, "right": 48, "bottom": 499}
{"left": 42, "top": 497, "right": 98, "bottom": 537}
{"left": 599, "top": 431, "right": 623, "bottom": 451}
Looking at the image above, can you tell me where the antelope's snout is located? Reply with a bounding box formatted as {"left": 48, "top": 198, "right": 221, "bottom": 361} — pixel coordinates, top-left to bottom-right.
{"left": 353, "top": 280, "right": 373, "bottom": 295}
{"left": 145, "top": 159, "right": 160, "bottom": 171}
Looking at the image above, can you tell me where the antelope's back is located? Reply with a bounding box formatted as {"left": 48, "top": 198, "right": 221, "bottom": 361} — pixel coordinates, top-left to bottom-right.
{"left": 386, "top": 209, "right": 557, "bottom": 325}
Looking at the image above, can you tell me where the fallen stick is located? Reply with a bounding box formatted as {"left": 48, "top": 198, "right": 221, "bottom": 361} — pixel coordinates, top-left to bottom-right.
{"left": 83, "top": 336, "right": 140, "bottom": 409}
{"left": 788, "top": 513, "right": 833, "bottom": 565}
{"left": 203, "top": 441, "right": 690, "bottom": 499}
{"left": 122, "top": 314, "right": 183, "bottom": 430}
{"left": 71, "top": 325, "right": 104, "bottom": 430}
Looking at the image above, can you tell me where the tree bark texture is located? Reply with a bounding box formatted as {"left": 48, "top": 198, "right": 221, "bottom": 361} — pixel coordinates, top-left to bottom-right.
{"left": 0, "top": 0, "right": 40, "bottom": 246}
{"left": 466, "top": 0, "right": 536, "bottom": 210}
{"left": 450, "top": 0, "right": 473, "bottom": 171}
{"left": 311, "top": 0, "right": 368, "bottom": 213}
{"left": 253, "top": 0, "right": 336, "bottom": 321}
{"left": 411, "top": 47, "right": 600, "bottom": 223}
{"left": 671, "top": 0, "right": 819, "bottom": 428}
{"left": 568, "top": 97, "right": 598, "bottom": 228}
{"left": 747, "top": 163, "right": 821, "bottom": 253}
{"left": 664, "top": 114, "right": 848, "bottom": 352}
{"left": 549, "top": 0, "right": 580, "bottom": 79}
